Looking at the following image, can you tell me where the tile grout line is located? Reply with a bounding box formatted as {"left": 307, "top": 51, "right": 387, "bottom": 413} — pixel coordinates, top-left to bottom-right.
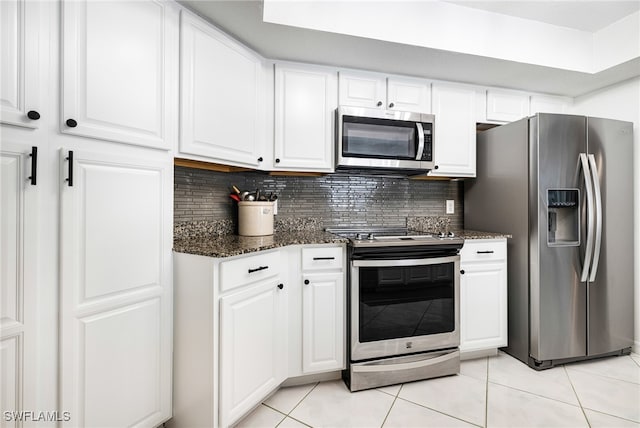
{"left": 273, "top": 382, "right": 320, "bottom": 428}
{"left": 485, "top": 379, "right": 585, "bottom": 408}
{"left": 563, "top": 365, "right": 591, "bottom": 428}
{"left": 394, "top": 395, "right": 484, "bottom": 427}
{"left": 379, "top": 384, "right": 402, "bottom": 428}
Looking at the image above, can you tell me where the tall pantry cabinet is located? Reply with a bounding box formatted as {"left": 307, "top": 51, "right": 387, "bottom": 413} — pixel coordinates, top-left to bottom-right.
{"left": 1, "top": 1, "right": 176, "bottom": 427}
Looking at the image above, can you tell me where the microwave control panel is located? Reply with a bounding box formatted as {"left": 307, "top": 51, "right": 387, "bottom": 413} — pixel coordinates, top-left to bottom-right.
{"left": 421, "top": 124, "right": 433, "bottom": 162}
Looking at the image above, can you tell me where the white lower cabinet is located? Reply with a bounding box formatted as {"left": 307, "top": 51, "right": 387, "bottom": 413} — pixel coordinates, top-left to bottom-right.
{"left": 220, "top": 278, "right": 287, "bottom": 427}
{"left": 301, "top": 245, "right": 345, "bottom": 374}
{"left": 459, "top": 239, "right": 508, "bottom": 356}
{"left": 172, "top": 244, "right": 346, "bottom": 428}
{"left": 59, "top": 147, "right": 173, "bottom": 427}
{"left": 0, "top": 140, "right": 39, "bottom": 423}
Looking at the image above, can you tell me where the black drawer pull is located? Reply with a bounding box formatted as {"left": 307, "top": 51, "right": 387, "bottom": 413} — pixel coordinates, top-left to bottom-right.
{"left": 313, "top": 257, "right": 335, "bottom": 260}
{"left": 248, "top": 265, "right": 268, "bottom": 274}
{"left": 277, "top": 283, "right": 284, "bottom": 290}
{"left": 460, "top": 269, "right": 465, "bottom": 275}
{"left": 476, "top": 250, "right": 495, "bottom": 254}
{"left": 28, "top": 146, "right": 37, "bottom": 185}
{"left": 304, "top": 279, "right": 310, "bottom": 285}
{"left": 65, "top": 151, "right": 74, "bottom": 187}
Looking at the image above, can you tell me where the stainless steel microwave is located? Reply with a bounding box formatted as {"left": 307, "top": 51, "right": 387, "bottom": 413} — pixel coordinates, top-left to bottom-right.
{"left": 336, "top": 106, "right": 435, "bottom": 173}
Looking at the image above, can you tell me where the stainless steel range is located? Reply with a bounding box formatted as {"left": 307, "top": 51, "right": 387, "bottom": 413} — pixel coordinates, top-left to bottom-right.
{"left": 327, "top": 227, "right": 463, "bottom": 392}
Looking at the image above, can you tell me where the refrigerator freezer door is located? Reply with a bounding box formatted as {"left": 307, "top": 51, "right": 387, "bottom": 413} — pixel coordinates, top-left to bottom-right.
{"left": 586, "top": 117, "right": 634, "bottom": 356}
{"left": 530, "top": 114, "right": 588, "bottom": 363}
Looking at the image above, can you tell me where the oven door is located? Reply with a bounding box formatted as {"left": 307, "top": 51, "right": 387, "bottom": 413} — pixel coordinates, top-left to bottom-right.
{"left": 350, "top": 255, "right": 460, "bottom": 362}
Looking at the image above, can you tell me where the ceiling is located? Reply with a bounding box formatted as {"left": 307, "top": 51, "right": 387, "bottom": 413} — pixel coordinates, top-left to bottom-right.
{"left": 447, "top": 1, "right": 640, "bottom": 32}
{"left": 179, "top": 0, "right": 640, "bottom": 97}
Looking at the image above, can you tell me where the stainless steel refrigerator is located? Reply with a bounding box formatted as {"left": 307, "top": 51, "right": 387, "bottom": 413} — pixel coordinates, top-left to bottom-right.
{"left": 465, "top": 113, "right": 634, "bottom": 369}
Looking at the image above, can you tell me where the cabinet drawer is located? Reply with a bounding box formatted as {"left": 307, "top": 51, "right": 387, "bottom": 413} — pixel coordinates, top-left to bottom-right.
{"left": 220, "top": 250, "right": 281, "bottom": 292}
{"left": 460, "top": 240, "right": 506, "bottom": 263}
{"left": 302, "top": 247, "right": 343, "bottom": 271}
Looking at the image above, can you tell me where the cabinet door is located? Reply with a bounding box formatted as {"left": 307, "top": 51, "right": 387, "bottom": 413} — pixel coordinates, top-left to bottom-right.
{"left": 430, "top": 84, "right": 476, "bottom": 177}
{"left": 387, "top": 77, "right": 431, "bottom": 113}
{"left": 338, "top": 71, "right": 386, "bottom": 109}
{"left": 486, "top": 90, "right": 529, "bottom": 122}
{"left": 61, "top": 0, "right": 178, "bottom": 149}
{"left": 530, "top": 95, "right": 570, "bottom": 115}
{"left": 0, "top": 0, "right": 43, "bottom": 128}
{"left": 59, "top": 148, "right": 173, "bottom": 427}
{"left": 460, "top": 262, "right": 507, "bottom": 352}
{"left": 302, "top": 272, "right": 345, "bottom": 373}
{"left": 220, "top": 280, "right": 287, "bottom": 427}
{"left": 274, "top": 65, "right": 337, "bottom": 172}
{"left": 1, "top": 142, "right": 38, "bottom": 423}
{"left": 180, "top": 11, "right": 263, "bottom": 168}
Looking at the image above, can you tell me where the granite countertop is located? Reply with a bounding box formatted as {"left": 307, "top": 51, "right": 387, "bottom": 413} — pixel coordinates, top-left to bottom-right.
{"left": 173, "top": 218, "right": 510, "bottom": 259}
{"left": 174, "top": 229, "right": 348, "bottom": 258}
{"left": 453, "top": 230, "right": 512, "bottom": 240}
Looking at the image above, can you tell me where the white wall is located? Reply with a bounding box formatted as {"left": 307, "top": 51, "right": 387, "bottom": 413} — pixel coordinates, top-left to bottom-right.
{"left": 571, "top": 77, "right": 640, "bottom": 352}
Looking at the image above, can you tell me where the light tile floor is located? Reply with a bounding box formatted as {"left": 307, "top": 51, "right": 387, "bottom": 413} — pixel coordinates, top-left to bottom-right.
{"left": 235, "top": 352, "right": 640, "bottom": 428}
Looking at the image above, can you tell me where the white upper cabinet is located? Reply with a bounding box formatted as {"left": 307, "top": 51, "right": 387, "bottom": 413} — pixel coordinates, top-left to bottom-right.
{"left": 274, "top": 64, "right": 337, "bottom": 172}
{"left": 179, "top": 11, "right": 264, "bottom": 168}
{"left": 430, "top": 83, "right": 476, "bottom": 177}
{"left": 530, "top": 94, "right": 571, "bottom": 115}
{"left": 386, "top": 77, "right": 431, "bottom": 113}
{"left": 339, "top": 71, "right": 431, "bottom": 113}
{"left": 1, "top": 0, "right": 44, "bottom": 128}
{"left": 338, "top": 71, "right": 386, "bottom": 109}
{"left": 61, "top": 0, "right": 178, "bottom": 149}
{"left": 485, "top": 89, "right": 530, "bottom": 123}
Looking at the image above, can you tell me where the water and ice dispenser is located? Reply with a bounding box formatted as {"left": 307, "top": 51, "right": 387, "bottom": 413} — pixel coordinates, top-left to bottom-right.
{"left": 547, "top": 189, "right": 580, "bottom": 246}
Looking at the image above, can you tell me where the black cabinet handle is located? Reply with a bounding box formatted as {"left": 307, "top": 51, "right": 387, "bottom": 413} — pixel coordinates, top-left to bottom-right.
{"left": 460, "top": 269, "right": 465, "bottom": 275}
{"left": 248, "top": 265, "right": 268, "bottom": 274}
{"left": 277, "top": 283, "right": 284, "bottom": 290}
{"left": 477, "top": 250, "right": 495, "bottom": 254}
{"left": 434, "top": 165, "right": 439, "bottom": 170}
{"left": 27, "top": 110, "right": 40, "bottom": 120}
{"left": 313, "top": 257, "right": 335, "bottom": 260}
{"left": 66, "top": 119, "right": 77, "bottom": 128}
{"left": 28, "top": 146, "right": 37, "bottom": 185}
{"left": 65, "top": 151, "right": 74, "bottom": 187}
{"left": 376, "top": 101, "right": 383, "bottom": 107}
{"left": 257, "top": 157, "right": 263, "bottom": 162}
{"left": 388, "top": 102, "right": 395, "bottom": 108}
{"left": 304, "top": 279, "right": 310, "bottom": 285}
{"left": 275, "top": 158, "right": 280, "bottom": 163}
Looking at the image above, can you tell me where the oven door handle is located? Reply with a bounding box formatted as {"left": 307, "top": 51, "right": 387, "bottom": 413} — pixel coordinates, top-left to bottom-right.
{"left": 352, "top": 351, "right": 459, "bottom": 373}
{"left": 352, "top": 255, "right": 459, "bottom": 268}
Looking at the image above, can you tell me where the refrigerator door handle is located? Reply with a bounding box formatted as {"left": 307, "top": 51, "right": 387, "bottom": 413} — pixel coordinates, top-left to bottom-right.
{"left": 580, "top": 153, "right": 595, "bottom": 282}
{"left": 587, "top": 154, "right": 602, "bottom": 281}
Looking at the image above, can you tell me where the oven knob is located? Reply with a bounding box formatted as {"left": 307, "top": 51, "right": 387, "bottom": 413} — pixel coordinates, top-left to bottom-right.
{"left": 448, "top": 231, "right": 455, "bottom": 238}
{"left": 355, "top": 233, "right": 365, "bottom": 240}
{"left": 367, "top": 233, "right": 375, "bottom": 240}
{"left": 438, "top": 232, "right": 446, "bottom": 238}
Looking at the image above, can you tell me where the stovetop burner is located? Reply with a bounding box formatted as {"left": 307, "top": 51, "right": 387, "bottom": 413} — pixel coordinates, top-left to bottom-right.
{"left": 326, "top": 227, "right": 463, "bottom": 248}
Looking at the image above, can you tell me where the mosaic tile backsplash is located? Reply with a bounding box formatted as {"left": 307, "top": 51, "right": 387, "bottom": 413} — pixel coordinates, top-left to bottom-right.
{"left": 174, "top": 166, "right": 464, "bottom": 230}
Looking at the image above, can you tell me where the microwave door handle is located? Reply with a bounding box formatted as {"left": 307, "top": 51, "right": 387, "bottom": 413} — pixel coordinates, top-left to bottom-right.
{"left": 415, "top": 122, "right": 424, "bottom": 160}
